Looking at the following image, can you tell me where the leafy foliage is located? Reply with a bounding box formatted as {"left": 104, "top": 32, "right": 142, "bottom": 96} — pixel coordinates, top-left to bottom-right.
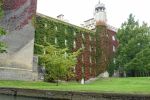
{"left": 0, "top": 0, "right": 4, "bottom": 18}
{"left": 115, "top": 14, "right": 150, "bottom": 76}
{"left": 35, "top": 14, "right": 97, "bottom": 80}
{"left": 0, "top": 41, "right": 6, "bottom": 53}
{"left": 38, "top": 43, "right": 81, "bottom": 82}
{"left": 0, "top": 1, "right": 6, "bottom": 53}
{"left": 35, "top": 15, "right": 94, "bottom": 53}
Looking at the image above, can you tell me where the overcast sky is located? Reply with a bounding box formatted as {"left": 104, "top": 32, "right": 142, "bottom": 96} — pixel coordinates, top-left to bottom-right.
{"left": 37, "top": 0, "right": 150, "bottom": 28}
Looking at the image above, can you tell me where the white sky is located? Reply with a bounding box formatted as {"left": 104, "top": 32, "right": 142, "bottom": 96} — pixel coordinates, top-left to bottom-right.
{"left": 37, "top": 0, "right": 150, "bottom": 28}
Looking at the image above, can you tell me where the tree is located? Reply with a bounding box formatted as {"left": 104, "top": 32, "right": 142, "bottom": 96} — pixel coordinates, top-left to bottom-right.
{"left": 38, "top": 43, "right": 81, "bottom": 83}
{"left": 0, "top": 27, "right": 7, "bottom": 53}
{"left": 0, "top": 0, "right": 4, "bottom": 18}
{"left": 0, "top": 1, "right": 6, "bottom": 53}
{"left": 115, "top": 14, "right": 150, "bottom": 76}
{"left": 126, "top": 47, "right": 150, "bottom": 73}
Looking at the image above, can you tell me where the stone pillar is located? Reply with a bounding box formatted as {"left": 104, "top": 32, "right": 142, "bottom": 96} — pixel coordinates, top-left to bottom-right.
{"left": 0, "top": 0, "right": 37, "bottom": 81}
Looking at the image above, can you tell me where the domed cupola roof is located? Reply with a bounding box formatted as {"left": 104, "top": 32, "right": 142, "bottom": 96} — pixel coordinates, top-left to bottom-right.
{"left": 95, "top": 1, "right": 106, "bottom": 12}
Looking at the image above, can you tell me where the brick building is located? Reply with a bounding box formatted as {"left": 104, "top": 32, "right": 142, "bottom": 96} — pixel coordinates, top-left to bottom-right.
{"left": 0, "top": 0, "right": 118, "bottom": 81}
{"left": 35, "top": 1, "right": 118, "bottom": 81}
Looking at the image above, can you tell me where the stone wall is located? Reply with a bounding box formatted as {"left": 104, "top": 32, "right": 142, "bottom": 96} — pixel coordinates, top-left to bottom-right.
{"left": 0, "top": 88, "right": 150, "bottom": 100}
{"left": 0, "top": 0, "right": 37, "bottom": 80}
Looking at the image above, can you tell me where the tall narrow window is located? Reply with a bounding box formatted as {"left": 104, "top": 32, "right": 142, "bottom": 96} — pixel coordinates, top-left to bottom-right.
{"left": 65, "top": 29, "right": 67, "bottom": 34}
{"left": 73, "top": 31, "right": 76, "bottom": 36}
{"left": 106, "top": 34, "right": 109, "bottom": 37}
{"left": 112, "top": 36, "right": 115, "bottom": 41}
{"left": 113, "top": 45, "right": 116, "bottom": 52}
{"left": 55, "top": 37, "right": 57, "bottom": 44}
{"left": 113, "top": 58, "right": 116, "bottom": 64}
{"left": 82, "top": 55, "right": 84, "bottom": 62}
{"left": 82, "top": 43, "right": 85, "bottom": 49}
{"left": 65, "top": 39, "right": 67, "bottom": 46}
{"left": 89, "top": 45, "right": 92, "bottom": 52}
{"left": 89, "top": 36, "right": 92, "bottom": 41}
{"left": 73, "top": 40, "right": 76, "bottom": 49}
{"left": 64, "top": 52, "right": 67, "bottom": 58}
{"left": 82, "top": 33, "right": 85, "bottom": 40}
{"left": 55, "top": 26, "right": 57, "bottom": 31}
{"left": 44, "top": 23, "right": 47, "bottom": 28}
{"left": 90, "top": 56, "right": 92, "bottom": 63}
{"left": 105, "top": 57, "right": 107, "bottom": 61}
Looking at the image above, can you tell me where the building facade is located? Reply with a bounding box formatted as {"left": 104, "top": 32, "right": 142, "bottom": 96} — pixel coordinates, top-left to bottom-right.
{"left": 0, "top": 1, "right": 118, "bottom": 81}
{"left": 35, "top": 1, "right": 118, "bottom": 81}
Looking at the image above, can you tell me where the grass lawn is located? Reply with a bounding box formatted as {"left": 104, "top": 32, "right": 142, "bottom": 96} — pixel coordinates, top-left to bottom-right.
{"left": 0, "top": 77, "right": 150, "bottom": 94}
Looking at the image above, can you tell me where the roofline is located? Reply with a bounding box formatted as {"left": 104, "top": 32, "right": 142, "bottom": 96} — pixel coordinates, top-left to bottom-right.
{"left": 36, "top": 13, "right": 95, "bottom": 33}
{"left": 84, "top": 18, "right": 94, "bottom": 22}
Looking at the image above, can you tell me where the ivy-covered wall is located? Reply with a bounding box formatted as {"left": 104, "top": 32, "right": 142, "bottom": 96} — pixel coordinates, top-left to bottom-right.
{"left": 1, "top": 0, "right": 37, "bottom": 31}
{"left": 35, "top": 13, "right": 117, "bottom": 81}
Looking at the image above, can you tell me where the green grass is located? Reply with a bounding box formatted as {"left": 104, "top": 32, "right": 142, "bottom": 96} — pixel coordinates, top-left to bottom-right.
{"left": 0, "top": 77, "right": 150, "bottom": 94}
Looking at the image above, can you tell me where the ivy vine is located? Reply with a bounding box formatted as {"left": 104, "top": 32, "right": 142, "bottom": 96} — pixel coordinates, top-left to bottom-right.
{"left": 34, "top": 14, "right": 114, "bottom": 80}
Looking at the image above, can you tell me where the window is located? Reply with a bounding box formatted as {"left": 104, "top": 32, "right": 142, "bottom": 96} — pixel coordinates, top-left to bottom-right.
{"left": 65, "top": 39, "right": 67, "bottom": 46}
{"left": 73, "top": 31, "right": 76, "bottom": 36}
{"left": 65, "top": 29, "right": 67, "bottom": 34}
{"left": 73, "top": 67, "right": 76, "bottom": 73}
{"left": 90, "top": 56, "right": 92, "bottom": 63}
{"left": 64, "top": 52, "right": 67, "bottom": 58}
{"left": 89, "top": 46, "right": 92, "bottom": 52}
{"left": 44, "top": 23, "right": 47, "bottom": 28}
{"left": 113, "top": 58, "right": 116, "bottom": 64}
{"left": 105, "top": 57, "right": 107, "bottom": 61}
{"left": 89, "top": 36, "right": 92, "bottom": 41}
{"left": 113, "top": 45, "right": 116, "bottom": 52}
{"left": 112, "top": 36, "right": 115, "bottom": 41}
{"left": 55, "top": 26, "right": 57, "bottom": 31}
{"left": 82, "top": 33, "right": 85, "bottom": 40}
{"left": 55, "top": 37, "right": 57, "bottom": 44}
{"left": 106, "top": 34, "right": 109, "bottom": 37}
{"left": 82, "top": 55, "right": 84, "bottom": 62}
{"left": 73, "top": 40, "right": 76, "bottom": 48}
{"left": 82, "top": 43, "right": 85, "bottom": 49}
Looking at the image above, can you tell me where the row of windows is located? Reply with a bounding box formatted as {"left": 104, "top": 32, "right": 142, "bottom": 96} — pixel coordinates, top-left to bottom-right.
{"left": 44, "top": 24, "right": 95, "bottom": 42}
{"left": 48, "top": 36, "right": 115, "bottom": 53}
{"left": 54, "top": 37, "right": 96, "bottom": 52}
{"left": 44, "top": 24, "right": 116, "bottom": 43}
{"left": 45, "top": 23, "right": 78, "bottom": 36}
